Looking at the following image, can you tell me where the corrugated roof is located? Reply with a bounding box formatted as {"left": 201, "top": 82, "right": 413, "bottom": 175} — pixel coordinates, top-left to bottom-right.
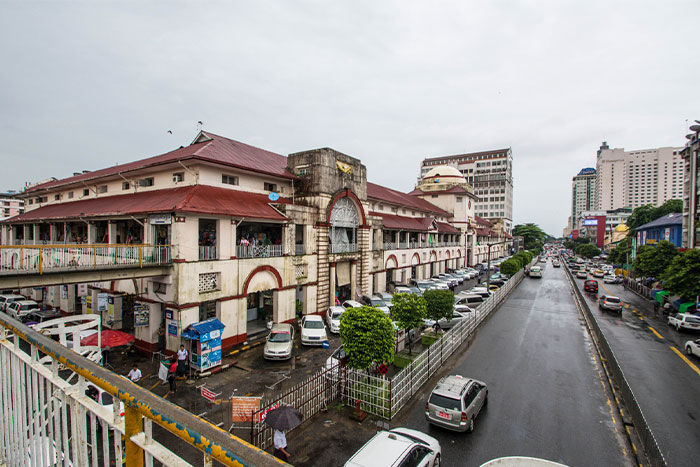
{"left": 474, "top": 215, "right": 492, "bottom": 227}
{"left": 182, "top": 318, "right": 225, "bottom": 340}
{"left": 436, "top": 222, "right": 460, "bottom": 234}
{"left": 636, "top": 212, "right": 683, "bottom": 230}
{"left": 367, "top": 182, "right": 449, "bottom": 216}
{"left": 25, "top": 131, "right": 295, "bottom": 194}
{"left": 371, "top": 212, "right": 437, "bottom": 231}
{"left": 2, "top": 185, "right": 289, "bottom": 223}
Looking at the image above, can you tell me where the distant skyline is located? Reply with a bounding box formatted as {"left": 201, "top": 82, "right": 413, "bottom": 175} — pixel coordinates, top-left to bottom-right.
{"left": 1, "top": 1, "right": 698, "bottom": 236}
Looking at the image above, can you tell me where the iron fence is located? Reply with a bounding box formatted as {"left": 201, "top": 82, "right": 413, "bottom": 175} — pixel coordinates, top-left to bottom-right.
{"left": 237, "top": 244, "right": 283, "bottom": 258}
{"left": 199, "top": 245, "right": 218, "bottom": 260}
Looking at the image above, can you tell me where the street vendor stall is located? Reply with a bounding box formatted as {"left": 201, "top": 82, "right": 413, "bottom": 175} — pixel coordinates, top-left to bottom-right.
{"left": 181, "top": 318, "right": 225, "bottom": 372}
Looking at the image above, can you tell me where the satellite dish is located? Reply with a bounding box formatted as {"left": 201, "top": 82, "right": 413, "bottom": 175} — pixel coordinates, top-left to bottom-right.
{"left": 690, "top": 124, "right": 700, "bottom": 132}
{"left": 268, "top": 192, "right": 280, "bottom": 202}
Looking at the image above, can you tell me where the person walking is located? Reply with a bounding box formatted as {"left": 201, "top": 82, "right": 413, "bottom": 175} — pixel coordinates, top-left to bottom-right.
{"left": 273, "top": 429, "right": 291, "bottom": 462}
{"left": 127, "top": 364, "right": 142, "bottom": 383}
{"left": 653, "top": 301, "right": 660, "bottom": 318}
{"left": 177, "top": 345, "right": 188, "bottom": 377}
{"left": 168, "top": 360, "right": 178, "bottom": 393}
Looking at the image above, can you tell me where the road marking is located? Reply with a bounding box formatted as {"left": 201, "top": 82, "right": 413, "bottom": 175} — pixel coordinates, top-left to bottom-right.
{"left": 670, "top": 346, "right": 700, "bottom": 377}
{"left": 149, "top": 381, "right": 161, "bottom": 391}
{"left": 625, "top": 303, "right": 630, "bottom": 309}
{"left": 647, "top": 326, "right": 664, "bottom": 339}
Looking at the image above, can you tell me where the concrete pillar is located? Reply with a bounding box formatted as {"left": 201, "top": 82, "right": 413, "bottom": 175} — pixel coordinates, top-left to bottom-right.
{"left": 229, "top": 221, "right": 237, "bottom": 259}
{"left": 329, "top": 262, "right": 336, "bottom": 307}
{"left": 108, "top": 221, "right": 117, "bottom": 244}
{"left": 351, "top": 260, "right": 357, "bottom": 300}
{"left": 87, "top": 222, "right": 96, "bottom": 243}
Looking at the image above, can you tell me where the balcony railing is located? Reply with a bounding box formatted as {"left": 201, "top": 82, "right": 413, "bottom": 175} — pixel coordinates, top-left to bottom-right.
{"left": 295, "top": 244, "right": 305, "bottom": 255}
{"left": 199, "top": 245, "right": 218, "bottom": 260}
{"left": 330, "top": 243, "right": 358, "bottom": 254}
{"left": 237, "top": 244, "right": 283, "bottom": 258}
{"left": 0, "top": 244, "right": 172, "bottom": 275}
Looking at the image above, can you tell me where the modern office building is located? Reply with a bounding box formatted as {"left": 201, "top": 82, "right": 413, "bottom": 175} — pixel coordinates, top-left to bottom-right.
{"left": 594, "top": 142, "right": 684, "bottom": 211}
{"left": 1, "top": 131, "right": 508, "bottom": 355}
{"left": 420, "top": 148, "right": 513, "bottom": 232}
{"left": 569, "top": 168, "right": 596, "bottom": 232}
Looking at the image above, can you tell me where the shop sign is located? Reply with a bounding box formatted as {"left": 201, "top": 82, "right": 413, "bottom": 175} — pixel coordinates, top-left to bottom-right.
{"left": 149, "top": 214, "right": 172, "bottom": 225}
{"left": 168, "top": 320, "right": 178, "bottom": 336}
{"left": 134, "top": 302, "right": 150, "bottom": 327}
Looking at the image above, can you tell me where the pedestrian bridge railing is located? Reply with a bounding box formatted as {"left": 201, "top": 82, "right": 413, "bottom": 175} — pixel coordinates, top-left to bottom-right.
{"left": 0, "top": 313, "right": 285, "bottom": 467}
{"left": 0, "top": 243, "right": 172, "bottom": 276}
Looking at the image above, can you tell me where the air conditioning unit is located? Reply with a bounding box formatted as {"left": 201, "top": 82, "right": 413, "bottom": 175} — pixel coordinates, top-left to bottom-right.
{"left": 172, "top": 176, "right": 180, "bottom": 183}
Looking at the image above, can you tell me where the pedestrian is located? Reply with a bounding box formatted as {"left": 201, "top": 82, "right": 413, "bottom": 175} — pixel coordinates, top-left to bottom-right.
{"left": 157, "top": 325, "right": 165, "bottom": 352}
{"left": 653, "top": 301, "right": 660, "bottom": 318}
{"left": 177, "top": 345, "right": 188, "bottom": 377}
{"left": 168, "top": 360, "right": 178, "bottom": 392}
{"left": 127, "top": 364, "right": 142, "bottom": 383}
{"left": 663, "top": 302, "right": 671, "bottom": 317}
{"left": 273, "top": 429, "right": 291, "bottom": 462}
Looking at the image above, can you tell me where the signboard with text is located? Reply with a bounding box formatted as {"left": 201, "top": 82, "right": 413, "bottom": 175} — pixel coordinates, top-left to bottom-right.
{"left": 231, "top": 397, "right": 262, "bottom": 423}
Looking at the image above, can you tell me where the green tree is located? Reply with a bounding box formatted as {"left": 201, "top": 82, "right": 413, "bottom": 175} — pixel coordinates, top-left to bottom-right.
{"left": 662, "top": 249, "right": 700, "bottom": 301}
{"left": 575, "top": 243, "right": 600, "bottom": 258}
{"left": 339, "top": 306, "right": 395, "bottom": 370}
{"left": 499, "top": 258, "right": 521, "bottom": 276}
{"left": 512, "top": 223, "right": 548, "bottom": 250}
{"left": 423, "top": 289, "right": 454, "bottom": 327}
{"left": 608, "top": 237, "right": 632, "bottom": 266}
{"left": 513, "top": 251, "right": 532, "bottom": 268}
{"left": 390, "top": 293, "right": 427, "bottom": 354}
{"left": 633, "top": 241, "right": 678, "bottom": 279}
{"left": 627, "top": 200, "right": 683, "bottom": 231}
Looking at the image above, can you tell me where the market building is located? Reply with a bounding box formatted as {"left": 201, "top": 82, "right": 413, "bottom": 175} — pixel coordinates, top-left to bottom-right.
{"left": 1, "top": 131, "right": 508, "bottom": 355}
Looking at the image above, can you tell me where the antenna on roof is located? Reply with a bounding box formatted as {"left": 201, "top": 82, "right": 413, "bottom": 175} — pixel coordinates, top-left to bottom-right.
{"left": 197, "top": 121, "right": 203, "bottom": 131}
{"left": 167, "top": 130, "right": 173, "bottom": 135}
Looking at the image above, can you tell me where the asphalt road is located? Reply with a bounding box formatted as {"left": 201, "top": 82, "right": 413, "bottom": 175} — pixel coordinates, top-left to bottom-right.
{"left": 571, "top": 266, "right": 700, "bottom": 467}
{"left": 394, "top": 262, "right": 633, "bottom": 466}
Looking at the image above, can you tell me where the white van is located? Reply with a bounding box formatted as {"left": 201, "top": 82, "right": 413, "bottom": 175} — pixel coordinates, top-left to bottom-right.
{"left": 455, "top": 294, "right": 484, "bottom": 307}
{"left": 529, "top": 266, "right": 542, "bottom": 278}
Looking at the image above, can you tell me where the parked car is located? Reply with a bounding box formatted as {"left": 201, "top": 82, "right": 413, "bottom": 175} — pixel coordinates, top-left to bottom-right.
{"left": 264, "top": 323, "right": 294, "bottom": 360}
{"left": 599, "top": 295, "right": 623, "bottom": 313}
{"left": 388, "top": 282, "right": 411, "bottom": 293}
{"left": 375, "top": 292, "right": 394, "bottom": 304}
{"left": 394, "top": 286, "right": 414, "bottom": 295}
{"left": 21, "top": 309, "right": 62, "bottom": 326}
{"left": 7, "top": 300, "right": 41, "bottom": 320}
{"left": 576, "top": 270, "right": 588, "bottom": 279}
{"left": 468, "top": 288, "right": 491, "bottom": 299}
{"left": 325, "top": 306, "right": 345, "bottom": 334}
{"left": 425, "top": 309, "right": 470, "bottom": 330}
{"left": 85, "top": 382, "right": 124, "bottom": 419}
{"left": 428, "top": 280, "right": 450, "bottom": 291}
{"left": 668, "top": 313, "right": 700, "bottom": 332}
{"left": 583, "top": 280, "right": 598, "bottom": 294}
{"left": 434, "top": 275, "right": 457, "bottom": 288}
{"left": 344, "top": 427, "right": 441, "bottom": 467}
{"left": 685, "top": 339, "right": 700, "bottom": 357}
{"left": 0, "top": 294, "right": 25, "bottom": 312}
{"left": 425, "top": 374, "right": 488, "bottom": 433}
{"left": 342, "top": 300, "right": 363, "bottom": 309}
{"left": 454, "top": 293, "right": 483, "bottom": 307}
{"left": 300, "top": 315, "right": 328, "bottom": 346}
{"left": 488, "top": 284, "right": 500, "bottom": 292}
{"left": 360, "top": 295, "right": 391, "bottom": 314}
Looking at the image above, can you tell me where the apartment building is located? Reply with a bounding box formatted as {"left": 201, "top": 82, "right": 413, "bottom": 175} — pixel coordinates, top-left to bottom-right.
{"left": 420, "top": 148, "right": 513, "bottom": 232}
{"left": 681, "top": 122, "right": 700, "bottom": 248}
{"left": 594, "top": 142, "right": 684, "bottom": 211}
{"left": 569, "top": 168, "right": 596, "bottom": 232}
{"left": 1, "top": 131, "right": 502, "bottom": 355}
{"left": 0, "top": 191, "right": 24, "bottom": 221}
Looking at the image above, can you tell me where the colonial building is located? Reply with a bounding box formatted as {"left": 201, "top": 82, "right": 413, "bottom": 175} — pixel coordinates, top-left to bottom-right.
{"left": 1, "top": 132, "right": 508, "bottom": 355}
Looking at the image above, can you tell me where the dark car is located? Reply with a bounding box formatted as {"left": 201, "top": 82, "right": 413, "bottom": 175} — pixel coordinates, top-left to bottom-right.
{"left": 583, "top": 280, "right": 598, "bottom": 294}
{"left": 20, "top": 309, "right": 62, "bottom": 325}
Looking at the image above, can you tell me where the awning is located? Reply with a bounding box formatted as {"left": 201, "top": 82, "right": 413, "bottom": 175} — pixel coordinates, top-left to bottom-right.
{"left": 182, "top": 318, "right": 225, "bottom": 341}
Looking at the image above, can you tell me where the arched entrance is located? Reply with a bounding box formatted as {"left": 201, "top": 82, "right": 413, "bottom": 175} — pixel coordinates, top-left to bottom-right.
{"left": 243, "top": 266, "right": 283, "bottom": 335}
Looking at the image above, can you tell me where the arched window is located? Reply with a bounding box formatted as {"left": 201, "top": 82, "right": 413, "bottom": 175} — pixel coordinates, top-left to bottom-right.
{"left": 330, "top": 197, "right": 359, "bottom": 253}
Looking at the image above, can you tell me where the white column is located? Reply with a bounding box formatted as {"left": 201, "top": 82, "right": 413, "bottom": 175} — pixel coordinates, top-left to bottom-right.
{"left": 350, "top": 261, "right": 357, "bottom": 300}
{"left": 329, "top": 263, "right": 336, "bottom": 307}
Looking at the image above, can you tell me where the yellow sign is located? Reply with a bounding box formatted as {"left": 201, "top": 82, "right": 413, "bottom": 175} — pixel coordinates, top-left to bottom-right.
{"left": 336, "top": 160, "right": 353, "bottom": 174}
{"left": 86, "top": 295, "right": 92, "bottom": 314}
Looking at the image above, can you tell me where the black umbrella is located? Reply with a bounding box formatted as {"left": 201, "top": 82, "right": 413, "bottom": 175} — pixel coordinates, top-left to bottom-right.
{"left": 264, "top": 406, "right": 303, "bottom": 431}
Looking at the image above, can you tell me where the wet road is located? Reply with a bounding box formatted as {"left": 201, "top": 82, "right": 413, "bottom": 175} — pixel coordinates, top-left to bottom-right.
{"left": 395, "top": 263, "right": 632, "bottom": 466}
{"left": 572, "top": 267, "right": 700, "bottom": 467}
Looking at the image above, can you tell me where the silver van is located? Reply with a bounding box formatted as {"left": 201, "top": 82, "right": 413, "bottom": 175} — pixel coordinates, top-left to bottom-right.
{"left": 455, "top": 294, "right": 483, "bottom": 307}
{"left": 425, "top": 374, "right": 488, "bottom": 432}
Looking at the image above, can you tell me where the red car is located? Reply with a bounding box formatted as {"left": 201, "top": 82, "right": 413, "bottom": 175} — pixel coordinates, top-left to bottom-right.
{"left": 584, "top": 280, "right": 598, "bottom": 294}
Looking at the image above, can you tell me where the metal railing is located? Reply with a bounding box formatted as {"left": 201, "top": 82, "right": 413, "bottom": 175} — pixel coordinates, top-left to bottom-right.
{"left": 0, "top": 244, "right": 172, "bottom": 275}
{"left": 0, "top": 313, "right": 284, "bottom": 467}
{"left": 198, "top": 245, "right": 217, "bottom": 260}
{"left": 565, "top": 265, "right": 666, "bottom": 467}
{"left": 330, "top": 243, "right": 358, "bottom": 254}
{"left": 237, "top": 244, "right": 283, "bottom": 258}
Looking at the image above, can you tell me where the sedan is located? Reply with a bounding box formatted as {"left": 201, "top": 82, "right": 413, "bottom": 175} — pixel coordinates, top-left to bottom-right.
{"left": 425, "top": 309, "right": 470, "bottom": 330}
{"left": 603, "top": 274, "right": 617, "bottom": 284}
{"left": 264, "top": 323, "right": 294, "bottom": 360}
{"left": 325, "top": 306, "right": 345, "bottom": 334}
{"left": 576, "top": 270, "right": 588, "bottom": 279}
{"left": 344, "top": 427, "right": 441, "bottom": 467}
{"left": 300, "top": 315, "right": 328, "bottom": 346}
{"left": 668, "top": 313, "right": 700, "bottom": 332}
{"left": 599, "top": 295, "right": 623, "bottom": 313}
{"left": 686, "top": 339, "right": 700, "bottom": 358}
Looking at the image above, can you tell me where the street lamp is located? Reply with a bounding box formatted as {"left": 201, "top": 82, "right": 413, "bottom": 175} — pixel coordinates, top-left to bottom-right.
{"left": 485, "top": 240, "right": 506, "bottom": 290}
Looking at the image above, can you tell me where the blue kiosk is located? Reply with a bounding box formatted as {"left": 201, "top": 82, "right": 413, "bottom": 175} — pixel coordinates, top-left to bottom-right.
{"left": 182, "top": 318, "right": 225, "bottom": 372}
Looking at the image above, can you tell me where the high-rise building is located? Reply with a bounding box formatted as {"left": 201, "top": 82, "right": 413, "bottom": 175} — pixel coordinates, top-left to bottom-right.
{"left": 569, "top": 168, "right": 596, "bottom": 231}
{"left": 681, "top": 121, "right": 700, "bottom": 248}
{"left": 420, "top": 148, "right": 513, "bottom": 232}
{"left": 594, "top": 142, "right": 684, "bottom": 211}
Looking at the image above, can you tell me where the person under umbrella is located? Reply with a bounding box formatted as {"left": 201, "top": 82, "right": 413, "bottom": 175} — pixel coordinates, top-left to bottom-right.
{"left": 264, "top": 406, "right": 303, "bottom": 462}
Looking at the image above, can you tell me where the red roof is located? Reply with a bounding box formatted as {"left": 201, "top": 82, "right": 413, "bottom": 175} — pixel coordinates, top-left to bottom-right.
{"left": 474, "top": 215, "right": 493, "bottom": 227}
{"left": 475, "top": 228, "right": 495, "bottom": 237}
{"left": 503, "top": 232, "right": 513, "bottom": 239}
{"left": 408, "top": 186, "right": 471, "bottom": 196}
{"left": 26, "top": 131, "right": 295, "bottom": 194}
{"left": 3, "top": 185, "right": 289, "bottom": 223}
{"left": 436, "top": 222, "right": 460, "bottom": 234}
{"left": 371, "top": 212, "right": 437, "bottom": 231}
{"left": 367, "top": 182, "right": 449, "bottom": 216}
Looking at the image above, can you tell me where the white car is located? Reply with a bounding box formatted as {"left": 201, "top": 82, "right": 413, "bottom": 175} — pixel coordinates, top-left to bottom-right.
{"left": 325, "top": 306, "right": 345, "bottom": 334}
{"left": 342, "top": 300, "right": 363, "bottom": 309}
{"left": 685, "top": 339, "right": 700, "bottom": 358}
{"left": 428, "top": 280, "right": 450, "bottom": 291}
{"left": 264, "top": 323, "right": 294, "bottom": 360}
{"left": 668, "top": 313, "right": 700, "bottom": 332}
{"left": 6, "top": 300, "right": 41, "bottom": 319}
{"left": 376, "top": 292, "right": 394, "bottom": 304}
{"left": 0, "top": 294, "right": 24, "bottom": 312}
{"left": 300, "top": 315, "right": 328, "bottom": 346}
{"left": 425, "top": 309, "right": 470, "bottom": 330}
{"left": 603, "top": 274, "right": 617, "bottom": 284}
{"left": 345, "top": 427, "right": 441, "bottom": 467}
{"left": 85, "top": 382, "right": 124, "bottom": 419}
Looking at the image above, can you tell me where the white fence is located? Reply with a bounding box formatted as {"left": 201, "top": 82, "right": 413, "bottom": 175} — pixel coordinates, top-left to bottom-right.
{"left": 345, "top": 268, "right": 525, "bottom": 419}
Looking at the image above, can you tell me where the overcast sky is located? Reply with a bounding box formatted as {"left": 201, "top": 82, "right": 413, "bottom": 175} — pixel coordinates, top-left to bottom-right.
{"left": 1, "top": 1, "right": 698, "bottom": 235}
